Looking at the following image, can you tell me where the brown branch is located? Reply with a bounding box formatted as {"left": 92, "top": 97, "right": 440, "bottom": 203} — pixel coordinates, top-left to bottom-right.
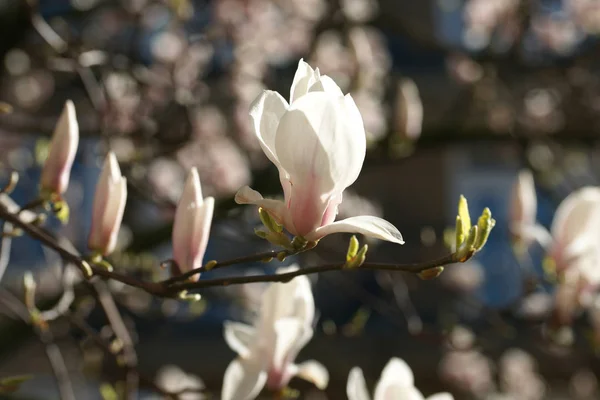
{"left": 0, "top": 200, "right": 465, "bottom": 298}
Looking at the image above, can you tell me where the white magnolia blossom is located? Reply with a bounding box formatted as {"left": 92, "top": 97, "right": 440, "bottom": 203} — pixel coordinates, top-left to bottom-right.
{"left": 222, "top": 265, "right": 328, "bottom": 400}
{"left": 40, "top": 100, "right": 79, "bottom": 195}
{"left": 348, "top": 357, "right": 453, "bottom": 400}
{"left": 88, "top": 152, "right": 127, "bottom": 256}
{"left": 547, "top": 187, "right": 600, "bottom": 283}
{"left": 172, "top": 168, "right": 214, "bottom": 280}
{"left": 155, "top": 365, "right": 205, "bottom": 400}
{"left": 509, "top": 170, "right": 537, "bottom": 249}
{"left": 235, "top": 59, "right": 403, "bottom": 244}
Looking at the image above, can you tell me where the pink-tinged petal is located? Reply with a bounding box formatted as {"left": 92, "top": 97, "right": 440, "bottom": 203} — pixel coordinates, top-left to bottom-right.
{"left": 274, "top": 92, "right": 367, "bottom": 235}
{"left": 187, "top": 196, "right": 214, "bottom": 272}
{"left": 250, "top": 90, "right": 289, "bottom": 171}
{"left": 172, "top": 168, "right": 213, "bottom": 277}
{"left": 347, "top": 367, "right": 371, "bottom": 400}
{"left": 308, "top": 75, "right": 344, "bottom": 96}
{"left": 101, "top": 178, "right": 127, "bottom": 255}
{"left": 551, "top": 187, "right": 600, "bottom": 263}
{"left": 554, "top": 268, "right": 584, "bottom": 326}
{"left": 88, "top": 152, "right": 127, "bottom": 256}
{"left": 41, "top": 100, "right": 79, "bottom": 195}
{"left": 396, "top": 78, "right": 423, "bottom": 140}
{"left": 294, "top": 360, "right": 329, "bottom": 389}
{"left": 307, "top": 215, "right": 404, "bottom": 244}
{"left": 321, "top": 192, "right": 343, "bottom": 227}
{"left": 224, "top": 321, "right": 256, "bottom": 359}
{"left": 234, "top": 186, "right": 288, "bottom": 227}
{"left": 221, "top": 358, "right": 266, "bottom": 400}
{"left": 268, "top": 318, "right": 305, "bottom": 386}
{"left": 289, "top": 59, "right": 318, "bottom": 103}
{"left": 286, "top": 177, "right": 330, "bottom": 236}
{"left": 509, "top": 170, "right": 537, "bottom": 238}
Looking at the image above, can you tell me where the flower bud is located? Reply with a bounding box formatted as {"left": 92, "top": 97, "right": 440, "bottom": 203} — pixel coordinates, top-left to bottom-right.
{"left": 40, "top": 100, "right": 79, "bottom": 196}
{"left": 88, "top": 152, "right": 127, "bottom": 256}
{"left": 172, "top": 168, "right": 214, "bottom": 281}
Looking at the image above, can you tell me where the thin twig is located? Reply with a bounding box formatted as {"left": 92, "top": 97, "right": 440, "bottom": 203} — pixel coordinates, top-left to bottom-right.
{"left": 0, "top": 290, "right": 76, "bottom": 400}
{"left": 68, "top": 314, "right": 205, "bottom": 399}
{"left": 90, "top": 279, "right": 139, "bottom": 400}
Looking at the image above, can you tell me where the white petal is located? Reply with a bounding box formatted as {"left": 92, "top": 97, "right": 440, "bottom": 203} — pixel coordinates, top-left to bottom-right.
{"left": 271, "top": 318, "right": 305, "bottom": 371}
{"left": 509, "top": 170, "right": 537, "bottom": 232}
{"left": 551, "top": 187, "right": 600, "bottom": 254}
{"left": 375, "top": 385, "right": 424, "bottom": 400}
{"left": 377, "top": 358, "right": 415, "bottom": 389}
{"left": 234, "top": 186, "right": 287, "bottom": 225}
{"left": 259, "top": 273, "right": 315, "bottom": 334}
{"left": 308, "top": 75, "right": 344, "bottom": 97}
{"left": 275, "top": 92, "right": 366, "bottom": 195}
{"left": 426, "top": 393, "right": 454, "bottom": 400}
{"left": 41, "top": 100, "right": 79, "bottom": 194}
{"left": 290, "top": 59, "right": 318, "bottom": 103}
{"left": 347, "top": 367, "right": 371, "bottom": 400}
{"left": 512, "top": 223, "right": 552, "bottom": 249}
{"left": 250, "top": 90, "right": 289, "bottom": 171}
{"left": 295, "top": 360, "right": 329, "bottom": 389}
{"left": 224, "top": 321, "right": 256, "bottom": 359}
{"left": 307, "top": 215, "right": 404, "bottom": 244}
{"left": 221, "top": 358, "right": 266, "bottom": 400}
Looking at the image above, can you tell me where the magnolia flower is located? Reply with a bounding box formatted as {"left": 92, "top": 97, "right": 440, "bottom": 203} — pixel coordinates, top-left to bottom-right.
{"left": 172, "top": 168, "right": 214, "bottom": 280}
{"left": 222, "top": 266, "right": 328, "bottom": 400}
{"left": 40, "top": 100, "right": 79, "bottom": 196}
{"left": 88, "top": 152, "right": 127, "bottom": 256}
{"left": 235, "top": 59, "right": 403, "bottom": 244}
{"left": 155, "top": 365, "right": 205, "bottom": 400}
{"left": 546, "top": 187, "right": 600, "bottom": 282}
{"left": 509, "top": 170, "right": 537, "bottom": 249}
{"left": 348, "top": 357, "right": 453, "bottom": 400}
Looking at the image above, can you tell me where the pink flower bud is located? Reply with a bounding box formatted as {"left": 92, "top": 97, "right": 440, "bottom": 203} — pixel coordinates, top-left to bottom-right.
{"left": 88, "top": 152, "right": 127, "bottom": 256}
{"left": 172, "top": 168, "right": 214, "bottom": 280}
{"left": 40, "top": 100, "right": 79, "bottom": 196}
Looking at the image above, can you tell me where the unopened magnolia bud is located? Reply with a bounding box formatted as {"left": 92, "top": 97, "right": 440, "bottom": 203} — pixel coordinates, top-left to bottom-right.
{"left": 172, "top": 168, "right": 214, "bottom": 282}
{"left": 88, "top": 152, "right": 127, "bottom": 256}
{"left": 40, "top": 100, "right": 79, "bottom": 196}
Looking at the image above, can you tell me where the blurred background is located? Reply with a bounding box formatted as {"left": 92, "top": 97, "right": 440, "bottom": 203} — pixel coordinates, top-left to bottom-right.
{"left": 1, "top": 0, "right": 600, "bottom": 398}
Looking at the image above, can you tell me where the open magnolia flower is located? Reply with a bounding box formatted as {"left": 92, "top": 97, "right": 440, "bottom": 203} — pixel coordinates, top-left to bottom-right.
{"left": 546, "top": 187, "right": 600, "bottom": 283}
{"left": 509, "top": 170, "right": 537, "bottom": 250}
{"left": 348, "top": 358, "right": 453, "bottom": 400}
{"left": 172, "top": 168, "right": 214, "bottom": 281}
{"left": 88, "top": 152, "right": 127, "bottom": 256}
{"left": 235, "top": 59, "right": 403, "bottom": 244}
{"left": 221, "top": 265, "right": 328, "bottom": 400}
{"left": 40, "top": 100, "right": 79, "bottom": 196}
